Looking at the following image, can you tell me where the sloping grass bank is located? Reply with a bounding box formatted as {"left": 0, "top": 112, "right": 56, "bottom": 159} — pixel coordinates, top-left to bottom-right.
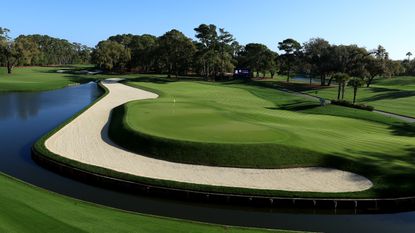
{"left": 0, "top": 172, "right": 295, "bottom": 233}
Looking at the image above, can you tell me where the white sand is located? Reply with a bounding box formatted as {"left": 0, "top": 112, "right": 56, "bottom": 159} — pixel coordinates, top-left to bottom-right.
{"left": 45, "top": 80, "right": 373, "bottom": 192}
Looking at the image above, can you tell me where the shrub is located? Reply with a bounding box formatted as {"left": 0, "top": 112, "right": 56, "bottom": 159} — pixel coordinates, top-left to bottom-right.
{"left": 331, "top": 99, "right": 375, "bottom": 111}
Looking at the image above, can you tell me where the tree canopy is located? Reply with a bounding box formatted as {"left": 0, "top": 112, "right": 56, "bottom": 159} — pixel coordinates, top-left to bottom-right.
{"left": 1, "top": 24, "right": 412, "bottom": 80}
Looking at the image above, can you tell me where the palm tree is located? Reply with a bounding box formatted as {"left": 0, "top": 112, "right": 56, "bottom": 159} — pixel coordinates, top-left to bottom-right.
{"left": 406, "top": 52, "right": 412, "bottom": 61}
{"left": 348, "top": 78, "right": 365, "bottom": 104}
{"left": 333, "top": 73, "right": 350, "bottom": 100}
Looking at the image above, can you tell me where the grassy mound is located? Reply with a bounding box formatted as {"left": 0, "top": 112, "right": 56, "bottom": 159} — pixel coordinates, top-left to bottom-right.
{"left": 106, "top": 80, "right": 415, "bottom": 197}
{"left": 113, "top": 81, "right": 414, "bottom": 169}
{"left": 110, "top": 104, "right": 327, "bottom": 168}
{"left": 0, "top": 172, "right": 292, "bottom": 233}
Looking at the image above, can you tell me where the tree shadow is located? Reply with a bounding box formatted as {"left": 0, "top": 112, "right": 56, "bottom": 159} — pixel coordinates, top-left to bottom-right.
{"left": 369, "top": 87, "right": 400, "bottom": 93}
{"left": 388, "top": 122, "right": 415, "bottom": 137}
{"left": 320, "top": 147, "right": 415, "bottom": 197}
{"left": 127, "top": 76, "right": 175, "bottom": 84}
{"left": 362, "top": 89, "right": 415, "bottom": 102}
{"left": 267, "top": 102, "right": 321, "bottom": 111}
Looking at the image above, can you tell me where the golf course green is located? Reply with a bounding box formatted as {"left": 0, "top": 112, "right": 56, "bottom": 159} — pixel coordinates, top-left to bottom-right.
{"left": 0, "top": 172, "right": 294, "bottom": 233}
{"left": 108, "top": 79, "right": 415, "bottom": 197}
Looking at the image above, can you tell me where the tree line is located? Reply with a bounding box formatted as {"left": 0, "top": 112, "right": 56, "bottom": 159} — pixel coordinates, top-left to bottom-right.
{"left": 90, "top": 24, "right": 415, "bottom": 87}
{"left": 0, "top": 27, "right": 91, "bottom": 73}
{"left": 2, "top": 24, "right": 415, "bottom": 87}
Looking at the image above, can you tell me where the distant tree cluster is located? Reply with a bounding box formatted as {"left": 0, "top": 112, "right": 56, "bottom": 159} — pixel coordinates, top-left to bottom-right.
{"left": 88, "top": 24, "right": 413, "bottom": 87}
{"left": 0, "top": 27, "right": 91, "bottom": 74}
{"left": 1, "top": 24, "right": 414, "bottom": 85}
{"left": 91, "top": 24, "right": 241, "bottom": 80}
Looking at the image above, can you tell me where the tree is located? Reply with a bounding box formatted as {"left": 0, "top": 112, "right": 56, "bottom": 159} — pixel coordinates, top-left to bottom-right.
{"left": 218, "top": 28, "right": 236, "bottom": 77}
{"left": 278, "top": 38, "right": 301, "bottom": 82}
{"left": 238, "top": 43, "right": 276, "bottom": 78}
{"left": 156, "top": 29, "right": 196, "bottom": 78}
{"left": 365, "top": 45, "right": 388, "bottom": 87}
{"left": 130, "top": 34, "right": 157, "bottom": 72}
{"left": 91, "top": 40, "right": 131, "bottom": 71}
{"left": 333, "top": 73, "right": 350, "bottom": 100}
{"left": 0, "top": 34, "right": 38, "bottom": 74}
{"left": 194, "top": 24, "right": 218, "bottom": 79}
{"left": 303, "top": 38, "right": 332, "bottom": 86}
{"left": 407, "top": 52, "right": 412, "bottom": 61}
{"left": 0, "top": 27, "right": 10, "bottom": 70}
{"left": 108, "top": 34, "right": 157, "bottom": 71}
{"left": 349, "top": 78, "right": 366, "bottom": 104}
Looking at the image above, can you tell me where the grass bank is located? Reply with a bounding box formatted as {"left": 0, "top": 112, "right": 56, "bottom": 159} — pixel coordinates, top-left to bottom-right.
{"left": 0, "top": 172, "right": 297, "bottom": 233}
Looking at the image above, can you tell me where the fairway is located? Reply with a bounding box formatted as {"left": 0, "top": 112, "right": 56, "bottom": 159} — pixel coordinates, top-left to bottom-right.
{"left": 0, "top": 173, "right": 294, "bottom": 233}
{"left": 302, "top": 76, "right": 415, "bottom": 118}
{"left": 0, "top": 67, "right": 92, "bottom": 92}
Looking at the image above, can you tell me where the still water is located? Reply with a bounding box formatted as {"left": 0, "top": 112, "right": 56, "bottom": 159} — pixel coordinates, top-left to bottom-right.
{"left": 0, "top": 82, "right": 413, "bottom": 233}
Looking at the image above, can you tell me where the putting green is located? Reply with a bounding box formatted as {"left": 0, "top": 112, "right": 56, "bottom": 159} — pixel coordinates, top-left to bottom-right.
{"left": 124, "top": 81, "right": 413, "bottom": 164}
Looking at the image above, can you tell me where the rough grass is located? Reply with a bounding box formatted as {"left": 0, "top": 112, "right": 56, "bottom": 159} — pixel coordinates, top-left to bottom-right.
{"left": 0, "top": 173, "right": 295, "bottom": 233}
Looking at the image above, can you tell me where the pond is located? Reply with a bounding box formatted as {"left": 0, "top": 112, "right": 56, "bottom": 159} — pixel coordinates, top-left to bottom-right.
{"left": 0, "top": 82, "right": 413, "bottom": 233}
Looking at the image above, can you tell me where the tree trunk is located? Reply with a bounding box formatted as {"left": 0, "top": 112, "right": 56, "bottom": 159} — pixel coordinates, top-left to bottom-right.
{"left": 341, "top": 82, "right": 346, "bottom": 100}
{"left": 286, "top": 68, "right": 290, "bottom": 83}
{"left": 327, "top": 76, "right": 335, "bottom": 86}
{"left": 366, "top": 76, "right": 375, "bottom": 87}
{"left": 309, "top": 75, "right": 312, "bottom": 85}
{"left": 167, "top": 63, "right": 172, "bottom": 79}
{"left": 320, "top": 74, "right": 326, "bottom": 86}
{"left": 337, "top": 82, "right": 341, "bottom": 100}
{"left": 7, "top": 60, "right": 13, "bottom": 74}
{"left": 353, "top": 86, "right": 357, "bottom": 104}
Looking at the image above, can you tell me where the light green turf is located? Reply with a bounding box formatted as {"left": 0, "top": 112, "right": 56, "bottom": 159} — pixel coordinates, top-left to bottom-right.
{"left": 0, "top": 67, "right": 89, "bottom": 92}
{"left": 126, "top": 81, "right": 414, "bottom": 168}
{"left": 0, "top": 66, "right": 187, "bottom": 92}
{"left": 302, "top": 76, "right": 415, "bottom": 118}
{"left": 0, "top": 173, "right": 296, "bottom": 233}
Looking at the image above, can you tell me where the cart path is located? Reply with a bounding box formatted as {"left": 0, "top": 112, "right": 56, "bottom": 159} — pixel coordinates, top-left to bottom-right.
{"left": 45, "top": 79, "right": 373, "bottom": 192}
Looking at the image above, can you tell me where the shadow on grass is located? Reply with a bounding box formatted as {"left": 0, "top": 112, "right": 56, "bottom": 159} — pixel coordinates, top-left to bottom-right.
{"left": 125, "top": 75, "right": 205, "bottom": 84}
{"left": 33, "top": 66, "right": 96, "bottom": 74}
{"left": 389, "top": 122, "right": 415, "bottom": 137}
{"left": 321, "top": 147, "right": 415, "bottom": 197}
{"left": 127, "top": 76, "right": 174, "bottom": 84}
{"left": 60, "top": 75, "right": 96, "bottom": 84}
{"left": 363, "top": 89, "right": 415, "bottom": 102}
{"left": 267, "top": 102, "right": 321, "bottom": 111}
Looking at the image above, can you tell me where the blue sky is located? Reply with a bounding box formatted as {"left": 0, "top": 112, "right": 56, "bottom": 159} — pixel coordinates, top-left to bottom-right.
{"left": 1, "top": 0, "right": 414, "bottom": 59}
